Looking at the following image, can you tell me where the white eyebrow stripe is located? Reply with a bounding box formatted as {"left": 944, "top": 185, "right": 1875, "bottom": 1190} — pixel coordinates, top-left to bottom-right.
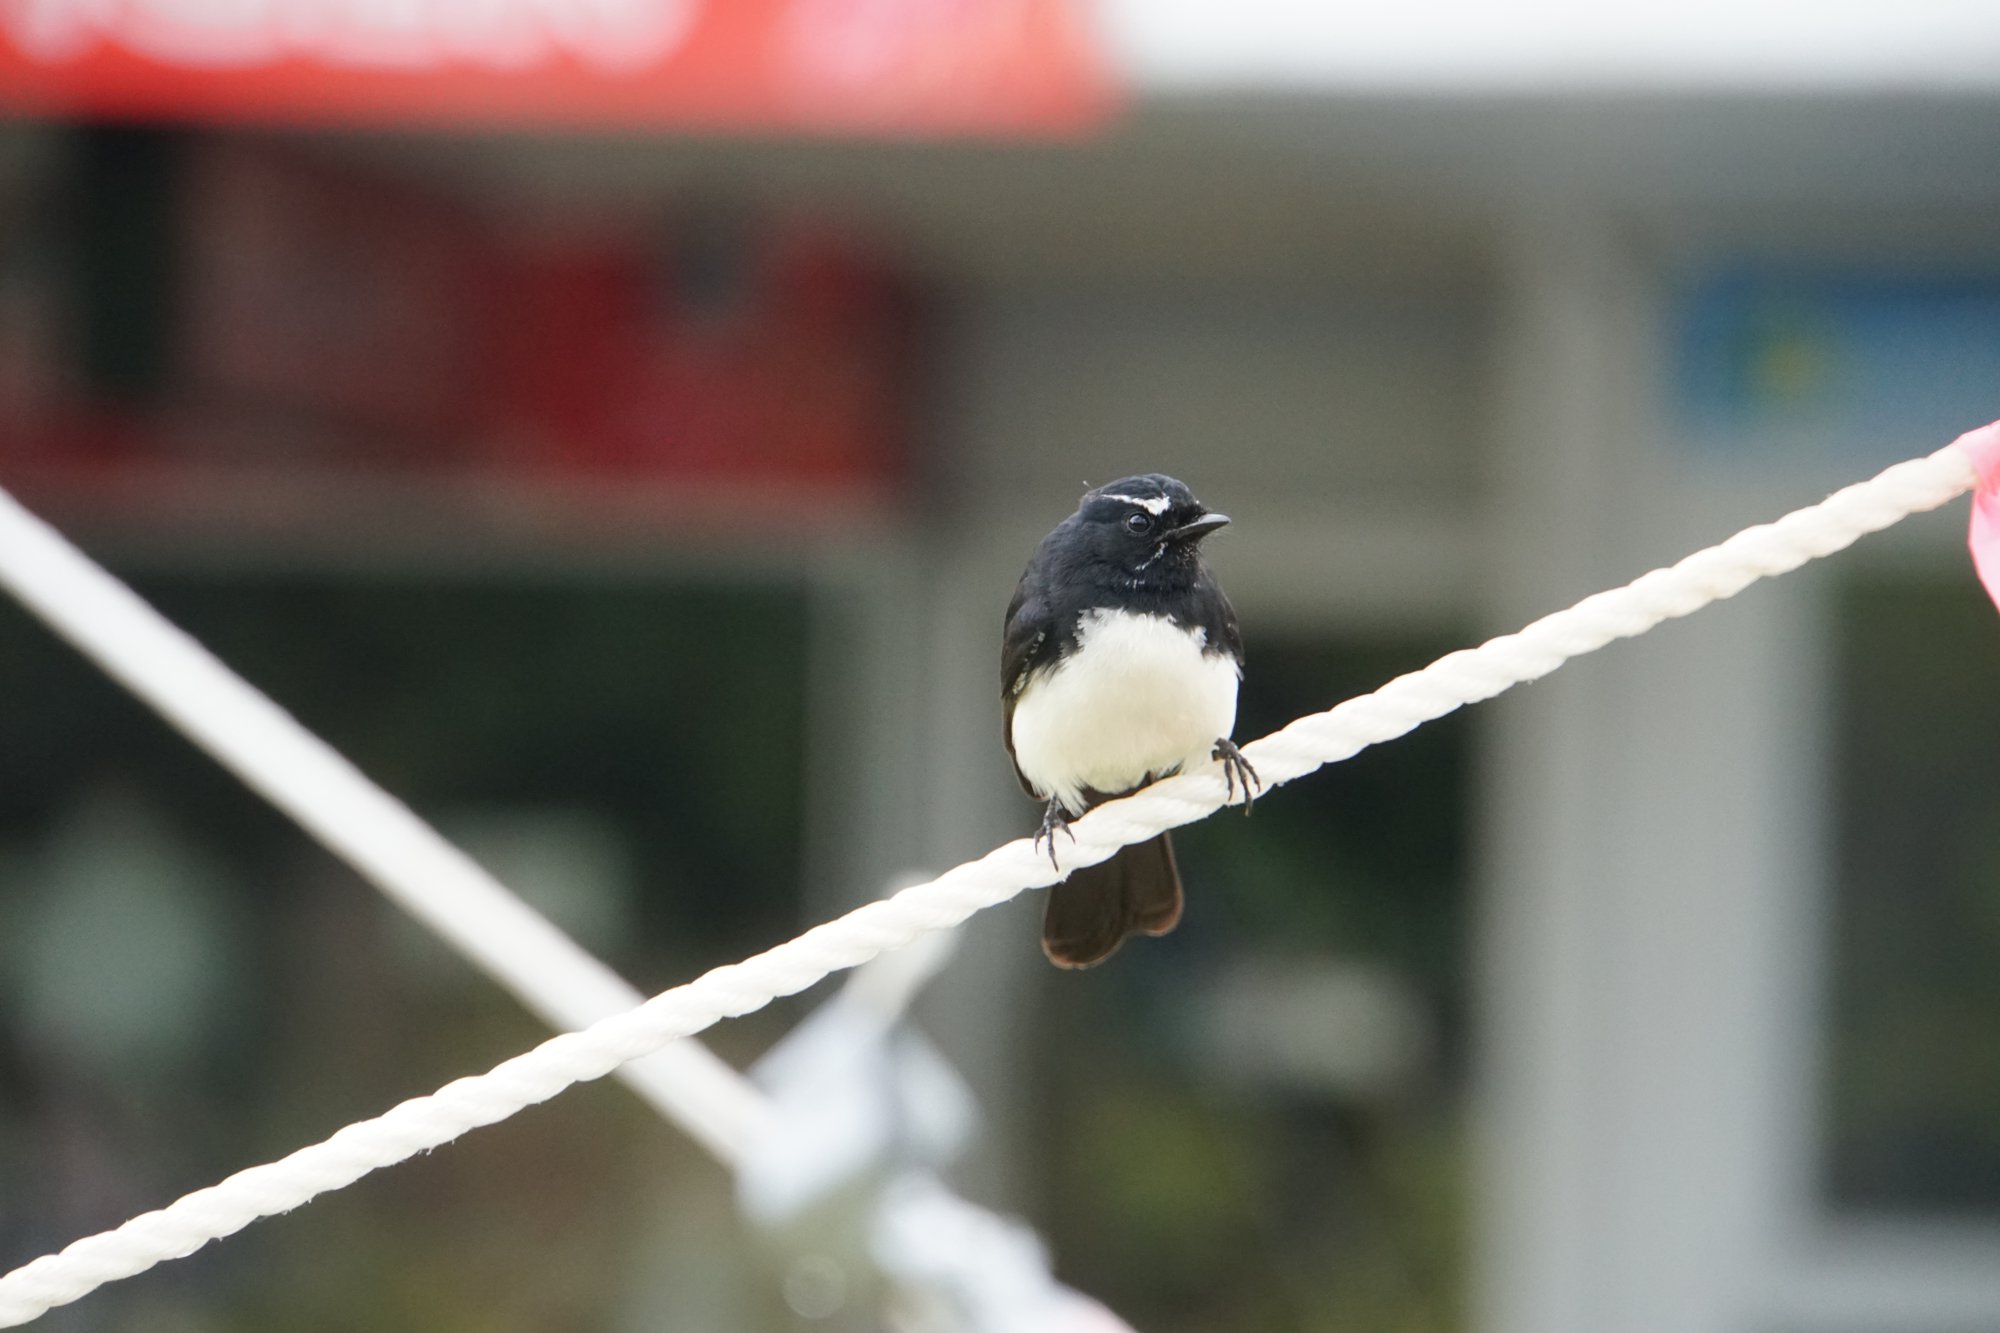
{"left": 1099, "top": 493, "right": 1171, "bottom": 514}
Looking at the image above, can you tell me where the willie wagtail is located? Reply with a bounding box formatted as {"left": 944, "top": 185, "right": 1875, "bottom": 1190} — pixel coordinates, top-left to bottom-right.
{"left": 1002, "top": 474, "right": 1258, "bottom": 968}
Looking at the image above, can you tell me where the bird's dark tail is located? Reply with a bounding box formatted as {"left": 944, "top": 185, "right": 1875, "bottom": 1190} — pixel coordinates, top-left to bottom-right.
{"left": 1041, "top": 832, "right": 1184, "bottom": 968}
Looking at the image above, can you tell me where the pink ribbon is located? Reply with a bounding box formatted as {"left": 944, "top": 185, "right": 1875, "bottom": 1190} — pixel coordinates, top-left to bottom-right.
{"left": 1966, "top": 420, "right": 2000, "bottom": 613}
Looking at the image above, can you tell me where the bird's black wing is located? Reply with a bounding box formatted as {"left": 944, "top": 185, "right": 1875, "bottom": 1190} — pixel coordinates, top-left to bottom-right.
{"left": 1000, "top": 569, "right": 1065, "bottom": 797}
{"left": 1193, "top": 565, "right": 1245, "bottom": 666}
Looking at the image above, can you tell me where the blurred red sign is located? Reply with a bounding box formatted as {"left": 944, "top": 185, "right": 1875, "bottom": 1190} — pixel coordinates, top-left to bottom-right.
{"left": 0, "top": 135, "right": 923, "bottom": 514}
{"left": 0, "top": 0, "right": 1116, "bottom": 134}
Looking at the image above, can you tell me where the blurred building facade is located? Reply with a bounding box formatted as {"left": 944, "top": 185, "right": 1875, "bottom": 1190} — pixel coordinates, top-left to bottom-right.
{"left": 2, "top": 5, "right": 1999, "bottom": 1332}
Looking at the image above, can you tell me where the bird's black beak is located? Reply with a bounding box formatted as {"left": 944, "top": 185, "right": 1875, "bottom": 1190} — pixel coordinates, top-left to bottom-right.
{"left": 1168, "top": 512, "right": 1231, "bottom": 543}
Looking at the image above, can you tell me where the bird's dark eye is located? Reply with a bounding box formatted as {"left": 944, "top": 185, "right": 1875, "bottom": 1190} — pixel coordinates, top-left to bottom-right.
{"left": 1124, "top": 512, "right": 1154, "bottom": 535}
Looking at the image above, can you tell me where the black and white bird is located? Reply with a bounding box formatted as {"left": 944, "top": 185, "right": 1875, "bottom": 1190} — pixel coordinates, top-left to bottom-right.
{"left": 1001, "top": 474, "right": 1258, "bottom": 968}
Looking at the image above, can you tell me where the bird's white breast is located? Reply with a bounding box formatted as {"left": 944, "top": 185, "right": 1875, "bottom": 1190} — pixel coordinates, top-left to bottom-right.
{"left": 1011, "top": 608, "right": 1240, "bottom": 815}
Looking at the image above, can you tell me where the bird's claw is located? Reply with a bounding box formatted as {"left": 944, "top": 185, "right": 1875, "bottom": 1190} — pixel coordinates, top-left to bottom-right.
{"left": 1034, "top": 798, "right": 1076, "bottom": 869}
{"left": 1213, "top": 739, "right": 1262, "bottom": 814}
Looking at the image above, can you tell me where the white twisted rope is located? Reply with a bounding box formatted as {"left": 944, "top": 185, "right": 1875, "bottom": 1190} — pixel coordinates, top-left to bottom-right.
{"left": 0, "top": 437, "right": 1982, "bottom": 1327}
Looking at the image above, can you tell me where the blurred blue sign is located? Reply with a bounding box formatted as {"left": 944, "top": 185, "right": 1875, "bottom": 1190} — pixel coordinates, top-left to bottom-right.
{"left": 1673, "top": 269, "right": 2000, "bottom": 467}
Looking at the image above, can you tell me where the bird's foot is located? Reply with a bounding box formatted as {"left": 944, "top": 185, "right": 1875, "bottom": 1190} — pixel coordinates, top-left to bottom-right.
{"left": 1034, "top": 797, "right": 1077, "bottom": 869}
{"left": 1213, "top": 739, "right": 1262, "bottom": 814}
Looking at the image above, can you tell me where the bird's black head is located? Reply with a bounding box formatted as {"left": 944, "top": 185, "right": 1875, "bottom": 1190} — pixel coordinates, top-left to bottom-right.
{"left": 1054, "top": 474, "right": 1230, "bottom": 588}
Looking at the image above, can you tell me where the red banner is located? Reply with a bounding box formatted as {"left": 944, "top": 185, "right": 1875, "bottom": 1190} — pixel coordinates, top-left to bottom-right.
{"left": 0, "top": 0, "right": 1117, "bottom": 135}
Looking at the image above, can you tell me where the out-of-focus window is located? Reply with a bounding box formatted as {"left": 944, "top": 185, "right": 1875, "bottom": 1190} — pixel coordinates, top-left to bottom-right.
{"left": 1826, "top": 573, "right": 2000, "bottom": 1216}
{"left": 0, "top": 574, "right": 814, "bottom": 1328}
{"left": 1035, "top": 629, "right": 1472, "bottom": 1333}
